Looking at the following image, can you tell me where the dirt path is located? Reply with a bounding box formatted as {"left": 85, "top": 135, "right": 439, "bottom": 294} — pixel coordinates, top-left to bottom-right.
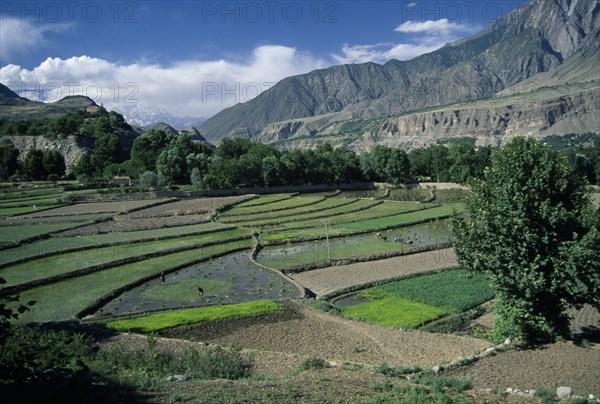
{"left": 290, "top": 248, "right": 457, "bottom": 297}
{"left": 161, "top": 301, "right": 491, "bottom": 373}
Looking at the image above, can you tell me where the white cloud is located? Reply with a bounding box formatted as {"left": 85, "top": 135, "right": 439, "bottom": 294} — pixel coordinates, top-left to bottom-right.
{"left": 0, "top": 19, "right": 72, "bottom": 64}
{"left": 332, "top": 18, "right": 481, "bottom": 64}
{"left": 395, "top": 18, "right": 477, "bottom": 36}
{"left": 0, "top": 46, "right": 327, "bottom": 118}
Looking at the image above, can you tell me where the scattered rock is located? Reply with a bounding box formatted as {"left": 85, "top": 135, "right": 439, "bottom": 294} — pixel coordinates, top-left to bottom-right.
{"left": 556, "top": 386, "right": 572, "bottom": 399}
{"left": 506, "top": 387, "right": 513, "bottom": 394}
{"left": 432, "top": 365, "right": 443, "bottom": 374}
{"left": 504, "top": 338, "right": 511, "bottom": 345}
{"left": 166, "top": 375, "right": 189, "bottom": 382}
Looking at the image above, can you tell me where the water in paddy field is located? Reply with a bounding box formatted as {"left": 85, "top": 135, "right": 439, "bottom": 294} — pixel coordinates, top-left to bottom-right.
{"left": 98, "top": 251, "right": 300, "bottom": 318}
{"left": 258, "top": 219, "right": 453, "bottom": 265}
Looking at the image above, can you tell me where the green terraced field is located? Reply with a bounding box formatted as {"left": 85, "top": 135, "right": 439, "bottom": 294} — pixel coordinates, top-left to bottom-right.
{"left": 1, "top": 228, "right": 251, "bottom": 287}
{"left": 219, "top": 197, "right": 357, "bottom": 223}
{"left": 106, "top": 300, "right": 280, "bottom": 332}
{"left": 0, "top": 222, "right": 83, "bottom": 243}
{"left": 261, "top": 204, "right": 462, "bottom": 242}
{"left": 227, "top": 194, "right": 292, "bottom": 207}
{"left": 13, "top": 239, "right": 254, "bottom": 323}
{"left": 339, "top": 269, "right": 493, "bottom": 328}
{"left": 0, "top": 222, "right": 236, "bottom": 266}
{"left": 222, "top": 195, "right": 324, "bottom": 216}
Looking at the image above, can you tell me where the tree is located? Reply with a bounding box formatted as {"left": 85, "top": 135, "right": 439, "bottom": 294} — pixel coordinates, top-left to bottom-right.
{"left": 22, "top": 149, "right": 46, "bottom": 180}
{"left": 453, "top": 137, "right": 599, "bottom": 344}
{"left": 130, "top": 129, "right": 171, "bottom": 172}
{"left": 93, "top": 133, "right": 121, "bottom": 174}
{"left": 42, "top": 149, "right": 66, "bottom": 179}
{"left": 0, "top": 142, "right": 19, "bottom": 180}
{"left": 156, "top": 146, "right": 187, "bottom": 184}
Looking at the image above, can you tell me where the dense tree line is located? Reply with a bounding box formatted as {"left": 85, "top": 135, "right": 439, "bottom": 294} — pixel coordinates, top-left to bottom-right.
{"left": 68, "top": 131, "right": 600, "bottom": 189}
{"left": 0, "top": 108, "right": 132, "bottom": 138}
{"left": 0, "top": 143, "right": 66, "bottom": 181}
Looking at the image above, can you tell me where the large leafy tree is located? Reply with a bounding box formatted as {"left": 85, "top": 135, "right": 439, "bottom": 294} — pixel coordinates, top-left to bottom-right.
{"left": 453, "top": 137, "right": 599, "bottom": 344}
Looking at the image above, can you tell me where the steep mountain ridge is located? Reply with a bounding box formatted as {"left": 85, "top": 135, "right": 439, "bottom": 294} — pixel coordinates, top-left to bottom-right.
{"left": 199, "top": 0, "right": 600, "bottom": 145}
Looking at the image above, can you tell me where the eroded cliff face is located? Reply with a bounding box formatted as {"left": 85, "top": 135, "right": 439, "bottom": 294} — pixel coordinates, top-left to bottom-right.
{"left": 266, "top": 88, "right": 600, "bottom": 151}
{"left": 4, "top": 135, "right": 94, "bottom": 169}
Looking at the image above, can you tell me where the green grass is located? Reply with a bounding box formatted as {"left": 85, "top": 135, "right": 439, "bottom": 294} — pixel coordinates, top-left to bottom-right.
{"left": 341, "top": 296, "right": 449, "bottom": 328}
{"left": 223, "top": 195, "right": 323, "bottom": 216}
{"left": 264, "top": 201, "right": 427, "bottom": 231}
{"left": 1, "top": 228, "right": 250, "bottom": 286}
{"left": 338, "top": 269, "right": 494, "bottom": 328}
{"left": 105, "top": 300, "right": 280, "bottom": 332}
{"left": 225, "top": 194, "right": 292, "bottom": 208}
{"left": 0, "top": 204, "right": 66, "bottom": 217}
{"left": 257, "top": 219, "right": 451, "bottom": 269}
{"left": 363, "top": 268, "right": 493, "bottom": 312}
{"left": 0, "top": 222, "right": 237, "bottom": 266}
{"left": 13, "top": 239, "right": 254, "bottom": 323}
{"left": 141, "top": 278, "right": 232, "bottom": 302}
{"left": 262, "top": 204, "right": 461, "bottom": 241}
{"left": 0, "top": 222, "right": 83, "bottom": 243}
{"left": 0, "top": 187, "right": 63, "bottom": 200}
{"left": 0, "top": 196, "right": 60, "bottom": 207}
{"left": 230, "top": 200, "right": 375, "bottom": 228}
{"left": 219, "top": 197, "right": 357, "bottom": 223}
{"left": 388, "top": 189, "right": 431, "bottom": 202}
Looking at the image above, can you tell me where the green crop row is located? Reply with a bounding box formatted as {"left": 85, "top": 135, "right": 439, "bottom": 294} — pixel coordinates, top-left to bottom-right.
{"left": 340, "top": 268, "right": 493, "bottom": 328}
{"left": 105, "top": 300, "right": 280, "bottom": 332}
{"left": 0, "top": 222, "right": 82, "bottom": 243}
{"left": 219, "top": 197, "right": 357, "bottom": 223}
{"left": 223, "top": 195, "right": 324, "bottom": 216}
{"left": 0, "top": 222, "right": 236, "bottom": 267}
{"left": 225, "top": 194, "right": 292, "bottom": 208}
{"left": 12, "top": 239, "right": 254, "bottom": 323}
{"left": 1, "top": 228, "right": 250, "bottom": 287}
{"left": 261, "top": 204, "right": 461, "bottom": 242}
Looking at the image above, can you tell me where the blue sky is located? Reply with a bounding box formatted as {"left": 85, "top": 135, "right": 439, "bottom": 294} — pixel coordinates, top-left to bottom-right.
{"left": 1, "top": 0, "right": 526, "bottom": 118}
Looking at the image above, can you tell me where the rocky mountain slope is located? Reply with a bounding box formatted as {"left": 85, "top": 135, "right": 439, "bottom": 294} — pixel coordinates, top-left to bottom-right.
{"left": 199, "top": 0, "right": 600, "bottom": 147}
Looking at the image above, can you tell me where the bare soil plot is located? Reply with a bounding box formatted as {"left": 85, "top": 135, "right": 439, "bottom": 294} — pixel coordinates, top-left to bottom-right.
{"left": 24, "top": 200, "right": 167, "bottom": 217}
{"left": 290, "top": 248, "right": 458, "bottom": 297}
{"left": 452, "top": 342, "right": 600, "bottom": 395}
{"left": 161, "top": 301, "right": 492, "bottom": 369}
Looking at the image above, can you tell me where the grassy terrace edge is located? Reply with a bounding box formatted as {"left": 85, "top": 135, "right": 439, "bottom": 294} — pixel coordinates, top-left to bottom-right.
{"left": 104, "top": 300, "right": 281, "bottom": 332}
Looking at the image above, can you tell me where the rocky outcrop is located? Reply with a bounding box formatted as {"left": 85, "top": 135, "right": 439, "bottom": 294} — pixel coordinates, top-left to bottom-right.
{"left": 262, "top": 87, "right": 600, "bottom": 151}
{"left": 4, "top": 135, "right": 94, "bottom": 168}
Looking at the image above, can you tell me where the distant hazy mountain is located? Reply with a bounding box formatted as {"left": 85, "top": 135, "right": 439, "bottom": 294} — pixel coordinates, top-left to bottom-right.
{"left": 199, "top": 0, "right": 599, "bottom": 147}
{"left": 115, "top": 105, "right": 206, "bottom": 129}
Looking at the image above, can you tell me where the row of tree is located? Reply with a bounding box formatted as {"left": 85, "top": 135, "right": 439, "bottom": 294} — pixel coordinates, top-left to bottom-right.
{"left": 3, "top": 124, "right": 599, "bottom": 188}
{"left": 72, "top": 131, "right": 497, "bottom": 188}
{"left": 0, "top": 108, "right": 132, "bottom": 138}
{"left": 0, "top": 143, "right": 66, "bottom": 181}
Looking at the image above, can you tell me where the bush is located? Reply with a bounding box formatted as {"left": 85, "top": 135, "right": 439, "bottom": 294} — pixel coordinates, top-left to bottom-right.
{"left": 298, "top": 356, "right": 329, "bottom": 371}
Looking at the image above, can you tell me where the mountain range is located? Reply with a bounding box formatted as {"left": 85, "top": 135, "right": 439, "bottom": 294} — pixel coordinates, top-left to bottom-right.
{"left": 199, "top": 0, "right": 600, "bottom": 149}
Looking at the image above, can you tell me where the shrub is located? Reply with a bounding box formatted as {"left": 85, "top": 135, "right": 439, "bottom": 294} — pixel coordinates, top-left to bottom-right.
{"left": 298, "top": 356, "right": 329, "bottom": 371}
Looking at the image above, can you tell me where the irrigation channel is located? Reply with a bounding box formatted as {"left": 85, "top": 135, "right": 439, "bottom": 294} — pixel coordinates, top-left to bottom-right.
{"left": 98, "top": 251, "right": 300, "bottom": 317}
{"left": 256, "top": 219, "right": 453, "bottom": 269}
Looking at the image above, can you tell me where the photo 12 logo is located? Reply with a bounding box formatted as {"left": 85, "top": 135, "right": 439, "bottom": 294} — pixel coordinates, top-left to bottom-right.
{"left": 1, "top": 1, "right": 140, "bottom": 23}
{"left": 200, "top": 1, "right": 339, "bottom": 24}
{"left": 3, "top": 81, "right": 139, "bottom": 104}
{"left": 400, "top": 1, "right": 506, "bottom": 23}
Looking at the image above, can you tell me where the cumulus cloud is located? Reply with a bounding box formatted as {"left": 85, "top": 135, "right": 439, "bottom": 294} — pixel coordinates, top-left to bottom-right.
{"left": 333, "top": 18, "right": 481, "bottom": 64}
{"left": 395, "top": 18, "right": 477, "bottom": 36}
{"left": 0, "top": 18, "right": 72, "bottom": 64}
{"left": 0, "top": 46, "right": 327, "bottom": 118}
